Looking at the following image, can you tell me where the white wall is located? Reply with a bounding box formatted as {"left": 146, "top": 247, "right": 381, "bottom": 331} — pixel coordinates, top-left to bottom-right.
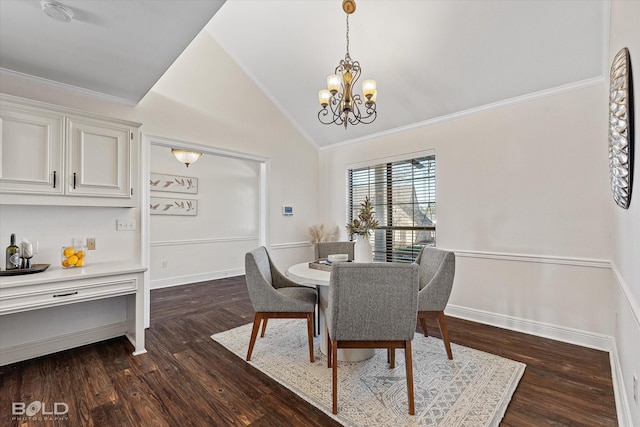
{"left": 609, "top": 1, "right": 640, "bottom": 424}
{"left": 135, "top": 32, "right": 320, "bottom": 269}
{"left": 320, "top": 83, "right": 614, "bottom": 342}
{"left": 149, "top": 144, "right": 261, "bottom": 288}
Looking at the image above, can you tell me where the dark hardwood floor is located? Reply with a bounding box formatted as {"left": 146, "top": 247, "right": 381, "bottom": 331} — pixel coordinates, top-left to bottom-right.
{"left": 0, "top": 276, "right": 617, "bottom": 426}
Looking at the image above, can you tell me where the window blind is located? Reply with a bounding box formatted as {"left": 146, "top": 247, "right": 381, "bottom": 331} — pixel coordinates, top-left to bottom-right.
{"left": 348, "top": 155, "right": 436, "bottom": 262}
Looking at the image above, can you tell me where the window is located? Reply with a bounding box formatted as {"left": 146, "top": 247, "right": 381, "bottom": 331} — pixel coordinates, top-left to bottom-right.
{"left": 348, "top": 155, "right": 436, "bottom": 263}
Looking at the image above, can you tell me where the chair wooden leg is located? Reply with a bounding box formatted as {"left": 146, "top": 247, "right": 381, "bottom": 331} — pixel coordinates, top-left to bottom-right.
{"left": 260, "top": 317, "right": 268, "bottom": 337}
{"left": 404, "top": 340, "right": 415, "bottom": 415}
{"left": 327, "top": 328, "right": 332, "bottom": 368}
{"left": 315, "top": 291, "right": 320, "bottom": 336}
{"left": 246, "top": 312, "right": 262, "bottom": 361}
{"left": 332, "top": 339, "right": 338, "bottom": 414}
{"left": 420, "top": 317, "right": 429, "bottom": 337}
{"left": 437, "top": 311, "right": 453, "bottom": 360}
{"left": 313, "top": 304, "right": 318, "bottom": 337}
{"left": 306, "top": 313, "right": 315, "bottom": 363}
{"left": 389, "top": 348, "right": 396, "bottom": 369}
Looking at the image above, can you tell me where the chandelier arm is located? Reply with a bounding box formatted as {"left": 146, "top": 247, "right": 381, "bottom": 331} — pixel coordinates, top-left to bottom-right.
{"left": 318, "top": 95, "right": 346, "bottom": 126}
{"left": 348, "top": 95, "right": 377, "bottom": 125}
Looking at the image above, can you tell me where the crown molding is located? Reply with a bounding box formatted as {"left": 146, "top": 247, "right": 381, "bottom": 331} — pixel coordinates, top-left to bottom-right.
{"left": 0, "top": 68, "right": 138, "bottom": 106}
{"left": 320, "top": 76, "right": 606, "bottom": 152}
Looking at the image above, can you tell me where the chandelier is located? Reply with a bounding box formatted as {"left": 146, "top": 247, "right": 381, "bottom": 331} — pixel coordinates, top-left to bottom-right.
{"left": 318, "top": 0, "right": 377, "bottom": 128}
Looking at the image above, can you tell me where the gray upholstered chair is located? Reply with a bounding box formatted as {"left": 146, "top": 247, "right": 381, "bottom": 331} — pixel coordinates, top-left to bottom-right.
{"left": 415, "top": 247, "right": 456, "bottom": 359}
{"left": 312, "top": 241, "right": 355, "bottom": 334}
{"left": 326, "top": 262, "right": 419, "bottom": 415}
{"left": 314, "top": 241, "right": 355, "bottom": 261}
{"left": 244, "top": 246, "right": 317, "bottom": 362}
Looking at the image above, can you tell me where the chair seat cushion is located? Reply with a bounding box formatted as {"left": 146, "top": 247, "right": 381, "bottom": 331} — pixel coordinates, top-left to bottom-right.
{"left": 274, "top": 286, "right": 317, "bottom": 313}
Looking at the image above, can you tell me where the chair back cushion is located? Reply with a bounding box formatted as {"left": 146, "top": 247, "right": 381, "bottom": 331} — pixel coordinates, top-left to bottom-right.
{"left": 245, "top": 246, "right": 316, "bottom": 313}
{"left": 327, "top": 263, "right": 418, "bottom": 341}
{"left": 415, "top": 247, "right": 455, "bottom": 311}
{"left": 245, "top": 246, "right": 275, "bottom": 311}
{"left": 315, "top": 241, "right": 355, "bottom": 260}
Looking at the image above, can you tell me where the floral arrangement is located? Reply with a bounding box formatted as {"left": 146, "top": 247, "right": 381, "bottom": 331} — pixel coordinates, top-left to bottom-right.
{"left": 346, "top": 196, "right": 379, "bottom": 237}
{"left": 308, "top": 224, "right": 339, "bottom": 243}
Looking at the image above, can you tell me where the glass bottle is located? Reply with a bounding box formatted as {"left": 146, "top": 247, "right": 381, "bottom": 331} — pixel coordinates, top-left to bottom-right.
{"left": 5, "top": 233, "right": 20, "bottom": 270}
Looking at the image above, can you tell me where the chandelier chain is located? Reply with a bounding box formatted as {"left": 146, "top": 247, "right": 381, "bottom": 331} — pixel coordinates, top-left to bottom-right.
{"left": 345, "top": 14, "right": 350, "bottom": 59}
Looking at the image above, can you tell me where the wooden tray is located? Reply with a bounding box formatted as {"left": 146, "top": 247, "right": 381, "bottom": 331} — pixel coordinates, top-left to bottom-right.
{"left": 308, "top": 259, "right": 352, "bottom": 272}
{"left": 309, "top": 260, "right": 332, "bottom": 272}
{"left": 0, "top": 264, "right": 51, "bottom": 276}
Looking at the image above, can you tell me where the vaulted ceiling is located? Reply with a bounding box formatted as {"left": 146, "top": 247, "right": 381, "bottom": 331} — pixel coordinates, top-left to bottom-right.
{"left": 0, "top": 0, "right": 608, "bottom": 148}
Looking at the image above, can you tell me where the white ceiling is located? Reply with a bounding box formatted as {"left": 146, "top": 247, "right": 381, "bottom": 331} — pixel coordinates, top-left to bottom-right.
{"left": 0, "top": 0, "right": 608, "bottom": 147}
{"left": 0, "top": 0, "right": 225, "bottom": 103}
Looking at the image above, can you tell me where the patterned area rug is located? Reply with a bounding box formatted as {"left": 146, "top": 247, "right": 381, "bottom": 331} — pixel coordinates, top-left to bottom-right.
{"left": 211, "top": 319, "right": 525, "bottom": 427}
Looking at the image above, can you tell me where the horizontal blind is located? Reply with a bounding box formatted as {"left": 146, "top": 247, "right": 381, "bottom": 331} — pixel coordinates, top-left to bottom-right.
{"left": 348, "top": 155, "right": 435, "bottom": 263}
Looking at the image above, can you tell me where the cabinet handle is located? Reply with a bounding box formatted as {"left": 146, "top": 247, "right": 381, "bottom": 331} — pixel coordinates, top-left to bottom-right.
{"left": 53, "top": 171, "right": 57, "bottom": 188}
{"left": 53, "top": 291, "right": 78, "bottom": 298}
{"left": 73, "top": 172, "right": 77, "bottom": 189}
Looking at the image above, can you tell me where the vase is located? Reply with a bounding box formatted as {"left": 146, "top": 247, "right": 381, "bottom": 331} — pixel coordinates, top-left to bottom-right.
{"left": 354, "top": 235, "right": 373, "bottom": 263}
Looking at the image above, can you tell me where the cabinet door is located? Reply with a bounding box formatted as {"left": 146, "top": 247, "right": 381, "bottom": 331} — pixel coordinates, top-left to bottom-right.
{"left": 0, "top": 107, "right": 64, "bottom": 195}
{"left": 66, "top": 116, "right": 132, "bottom": 199}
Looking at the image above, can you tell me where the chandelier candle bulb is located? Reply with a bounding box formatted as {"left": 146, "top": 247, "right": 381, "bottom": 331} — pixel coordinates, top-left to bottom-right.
{"left": 362, "top": 79, "right": 376, "bottom": 98}
{"left": 327, "top": 74, "right": 341, "bottom": 94}
{"left": 319, "top": 90, "right": 331, "bottom": 106}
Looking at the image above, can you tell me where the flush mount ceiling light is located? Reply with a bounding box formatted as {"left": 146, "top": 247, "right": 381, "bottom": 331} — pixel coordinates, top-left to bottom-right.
{"left": 172, "top": 149, "right": 202, "bottom": 168}
{"left": 318, "top": 0, "right": 377, "bottom": 129}
{"left": 41, "top": 0, "right": 74, "bottom": 23}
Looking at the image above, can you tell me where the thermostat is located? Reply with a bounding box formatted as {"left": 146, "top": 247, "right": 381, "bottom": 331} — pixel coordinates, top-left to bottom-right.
{"left": 282, "top": 205, "right": 293, "bottom": 216}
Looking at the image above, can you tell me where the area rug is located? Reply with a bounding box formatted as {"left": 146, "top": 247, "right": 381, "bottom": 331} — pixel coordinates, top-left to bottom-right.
{"left": 211, "top": 319, "right": 525, "bottom": 427}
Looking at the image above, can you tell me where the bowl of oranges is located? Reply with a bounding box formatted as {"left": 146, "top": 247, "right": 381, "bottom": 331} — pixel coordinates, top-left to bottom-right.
{"left": 61, "top": 246, "right": 87, "bottom": 268}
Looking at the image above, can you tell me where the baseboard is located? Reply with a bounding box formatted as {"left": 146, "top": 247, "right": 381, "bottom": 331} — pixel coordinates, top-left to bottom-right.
{"left": 609, "top": 262, "right": 639, "bottom": 427}
{"left": 151, "top": 268, "right": 244, "bottom": 290}
{"left": 0, "top": 322, "right": 127, "bottom": 366}
{"left": 446, "top": 304, "right": 613, "bottom": 352}
{"left": 609, "top": 340, "right": 633, "bottom": 427}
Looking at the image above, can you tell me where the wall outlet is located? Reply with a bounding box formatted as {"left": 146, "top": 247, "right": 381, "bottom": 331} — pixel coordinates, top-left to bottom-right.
{"left": 161, "top": 260, "right": 168, "bottom": 268}
{"left": 116, "top": 219, "right": 136, "bottom": 231}
{"left": 634, "top": 374, "right": 638, "bottom": 405}
{"left": 86, "top": 238, "right": 96, "bottom": 250}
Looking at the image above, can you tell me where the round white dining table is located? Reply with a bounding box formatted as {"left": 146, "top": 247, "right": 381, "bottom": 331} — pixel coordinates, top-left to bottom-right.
{"left": 286, "top": 262, "right": 375, "bottom": 362}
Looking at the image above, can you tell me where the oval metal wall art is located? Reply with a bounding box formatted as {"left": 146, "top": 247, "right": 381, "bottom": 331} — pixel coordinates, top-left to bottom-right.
{"left": 608, "top": 47, "right": 634, "bottom": 209}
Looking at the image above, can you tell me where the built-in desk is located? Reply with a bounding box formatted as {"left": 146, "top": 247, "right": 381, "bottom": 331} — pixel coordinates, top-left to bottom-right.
{"left": 0, "top": 261, "right": 146, "bottom": 365}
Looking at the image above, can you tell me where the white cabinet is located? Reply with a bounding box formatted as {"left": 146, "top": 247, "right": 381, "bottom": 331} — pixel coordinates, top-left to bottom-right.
{"left": 0, "top": 105, "right": 64, "bottom": 195}
{"left": 66, "top": 116, "right": 132, "bottom": 199}
{"left": 0, "top": 262, "right": 147, "bottom": 366}
{"left": 0, "top": 95, "right": 140, "bottom": 206}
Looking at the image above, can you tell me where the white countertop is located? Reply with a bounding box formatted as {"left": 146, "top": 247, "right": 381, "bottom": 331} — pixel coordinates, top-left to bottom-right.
{"left": 0, "top": 261, "right": 147, "bottom": 289}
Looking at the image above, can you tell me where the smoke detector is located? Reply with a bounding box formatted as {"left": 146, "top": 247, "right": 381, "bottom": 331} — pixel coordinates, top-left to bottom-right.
{"left": 41, "top": 0, "right": 74, "bottom": 23}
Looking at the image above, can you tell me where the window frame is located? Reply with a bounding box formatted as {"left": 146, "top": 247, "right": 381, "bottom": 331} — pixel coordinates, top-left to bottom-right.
{"left": 347, "top": 153, "right": 436, "bottom": 263}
